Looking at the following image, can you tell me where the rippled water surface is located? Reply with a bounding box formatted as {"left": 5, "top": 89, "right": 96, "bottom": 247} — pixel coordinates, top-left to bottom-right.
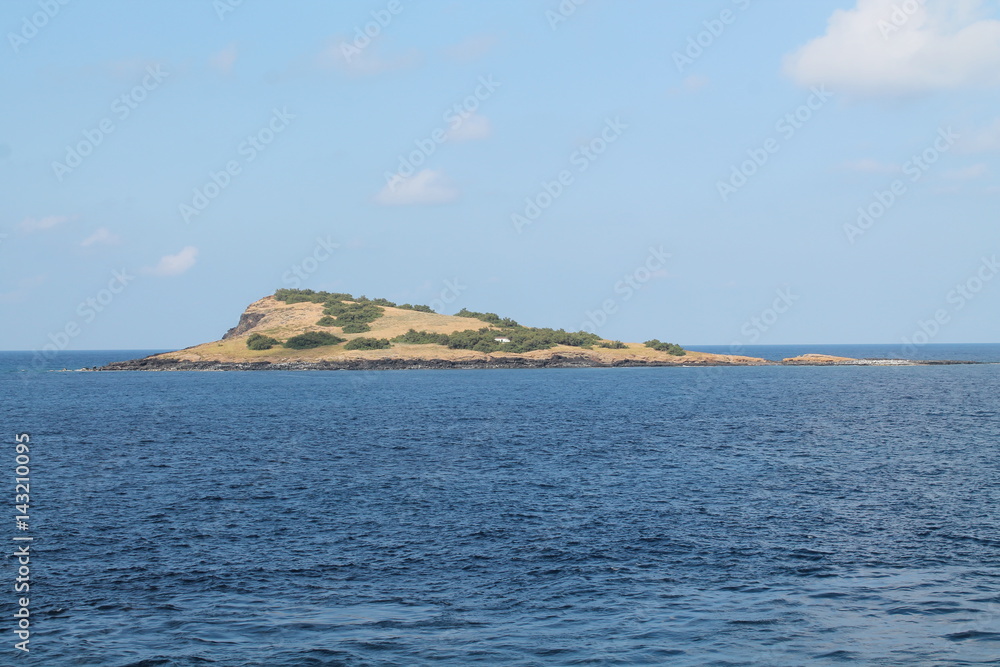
{"left": 3, "top": 350, "right": 1000, "bottom": 665}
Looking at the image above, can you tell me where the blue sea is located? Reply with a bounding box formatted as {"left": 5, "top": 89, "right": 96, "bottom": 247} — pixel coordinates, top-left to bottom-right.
{"left": 2, "top": 345, "right": 1000, "bottom": 665}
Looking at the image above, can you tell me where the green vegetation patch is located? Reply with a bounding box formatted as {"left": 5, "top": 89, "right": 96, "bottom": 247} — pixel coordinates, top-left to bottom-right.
{"left": 392, "top": 329, "right": 450, "bottom": 345}
{"left": 274, "top": 289, "right": 388, "bottom": 330}
{"left": 396, "top": 304, "right": 434, "bottom": 313}
{"left": 599, "top": 340, "right": 627, "bottom": 349}
{"left": 344, "top": 337, "right": 391, "bottom": 351}
{"left": 246, "top": 333, "right": 280, "bottom": 350}
{"left": 322, "top": 300, "right": 385, "bottom": 328}
{"left": 283, "top": 331, "right": 346, "bottom": 349}
{"left": 644, "top": 339, "right": 686, "bottom": 356}
{"left": 274, "top": 289, "right": 352, "bottom": 304}
{"left": 454, "top": 308, "right": 521, "bottom": 328}
{"left": 446, "top": 326, "right": 600, "bottom": 354}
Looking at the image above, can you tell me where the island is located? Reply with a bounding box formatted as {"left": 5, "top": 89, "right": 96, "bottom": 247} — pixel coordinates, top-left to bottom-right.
{"left": 93, "top": 289, "right": 973, "bottom": 371}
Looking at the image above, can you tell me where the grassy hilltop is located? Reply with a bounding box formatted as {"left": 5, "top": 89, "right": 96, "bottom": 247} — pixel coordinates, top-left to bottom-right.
{"left": 144, "top": 289, "right": 770, "bottom": 367}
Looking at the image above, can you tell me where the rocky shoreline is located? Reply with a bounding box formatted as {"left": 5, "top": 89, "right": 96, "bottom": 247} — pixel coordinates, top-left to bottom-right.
{"left": 93, "top": 355, "right": 750, "bottom": 372}
{"left": 89, "top": 355, "right": 984, "bottom": 372}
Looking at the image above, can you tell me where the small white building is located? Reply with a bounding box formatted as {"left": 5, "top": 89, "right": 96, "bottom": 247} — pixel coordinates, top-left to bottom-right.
{"left": 494, "top": 337, "right": 511, "bottom": 343}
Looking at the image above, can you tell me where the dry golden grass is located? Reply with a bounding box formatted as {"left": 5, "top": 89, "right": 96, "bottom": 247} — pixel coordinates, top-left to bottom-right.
{"left": 153, "top": 295, "right": 772, "bottom": 365}
{"left": 781, "top": 353, "right": 856, "bottom": 364}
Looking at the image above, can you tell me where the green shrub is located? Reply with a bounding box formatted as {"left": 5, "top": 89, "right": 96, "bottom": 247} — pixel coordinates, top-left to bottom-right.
{"left": 283, "top": 331, "right": 346, "bottom": 349}
{"left": 446, "top": 328, "right": 501, "bottom": 353}
{"left": 274, "top": 289, "right": 357, "bottom": 304}
{"left": 599, "top": 340, "right": 627, "bottom": 349}
{"left": 397, "top": 304, "right": 434, "bottom": 313}
{"left": 274, "top": 289, "right": 334, "bottom": 304}
{"left": 392, "top": 329, "right": 450, "bottom": 345}
{"left": 340, "top": 322, "right": 371, "bottom": 334}
{"left": 370, "top": 298, "right": 396, "bottom": 307}
{"left": 454, "top": 308, "right": 521, "bottom": 328}
{"left": 246, "top": 333, "right": 280, "bottom": 350}
{"left": 316, "top": 316, "right": 338, "bottom": 327}
{"left": 344, "top": 337, "right": 391, "bottom": 351}
{"left": 443, "top": 326, "right": 600, "bottom": 354}
{"left": 322, "top": 300, "right": 385, "bottom": 327}
{"left": 503, "top": 327, "right": 600, "bottom": 353}
{"left": 644, "top": 339, "right": 686, "bottom": 356}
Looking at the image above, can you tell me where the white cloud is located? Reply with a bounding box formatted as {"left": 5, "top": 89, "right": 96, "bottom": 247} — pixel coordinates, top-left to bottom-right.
{"left": 943, "top": 163, "right": 988, "bottom": 180}
{"left": 18, "top": 215, "right": 72, "bottom": 233}
{"left": 445, "top": 112, "right": 493, "bottom": 142}
{"left": 80, "top": 227, "right": 121, "bottom": 247}
{"left": 964, "top": 117, "right": 1000, "bottom": 152}
{"left": 210, "top": 43, "right": 238, "bottom": 75}
{"left": 144, "top": 246, "right": 198, "bottom": 277}
{"left": 784, "top": 0, "right": 1000, "bottom": 98}
{"left": 318, "top": 38, "right": 419, "bottom": 76}
{"left": 375, "top": 169, "right": 459, "bottom": 206}
{"left": 841, "top": 158, "right": 900, "bottom": 173}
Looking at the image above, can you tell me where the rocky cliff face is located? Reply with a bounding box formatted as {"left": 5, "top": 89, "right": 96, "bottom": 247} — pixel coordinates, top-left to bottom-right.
{"left": 222, "top": 311, "right": 265, "bottom": 340}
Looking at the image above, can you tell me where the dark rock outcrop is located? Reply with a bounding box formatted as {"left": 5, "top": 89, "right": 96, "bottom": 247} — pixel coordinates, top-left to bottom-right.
{"left": 222, "top": 311, "right": 265, "bottom": 340}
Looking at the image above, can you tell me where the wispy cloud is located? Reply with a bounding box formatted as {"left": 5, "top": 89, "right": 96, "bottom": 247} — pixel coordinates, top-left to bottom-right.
{"left": 963, "top": 117, "right": 1000, "bottom": 153}
{"left": 445, "top": 112, "right": 492, "bottom": 142}
{"left": 375, "top": 169, "right": 459, "bottom": 206}
{"left": 317, "top": 37, "right": 420, "bottom": 77}
{"left": 80, "top": 227, "right": 121, "bottom": 247}
{"left": 784, "top": 0, "right": 1000, "bottom": 98}
{"left": 943, "top": 163, "right": 988, "bottom": 180}
{"left": 210, "top": 43, "right": 238, "bottom": 75}
{"left": 668, "top": 75, "right": 709, "bottom": 96}
{"left": 144, "top": 246, "right": 199, "bottom": 276}
{"left": 841, "top": 158, "right": 900, "bottom": 173}
{"left": 0, "top": 275, "right": 46, "bottom": 304}
{"left": 18, "top": 215, "right": 73, "bottom": 233}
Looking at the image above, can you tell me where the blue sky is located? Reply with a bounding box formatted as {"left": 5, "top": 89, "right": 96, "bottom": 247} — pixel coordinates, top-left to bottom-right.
{"left": 3, "top": 0, "right": 999, "bottom": 351}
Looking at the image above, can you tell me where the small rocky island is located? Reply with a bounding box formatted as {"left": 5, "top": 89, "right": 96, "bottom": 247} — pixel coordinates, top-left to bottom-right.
{"left": 94, "top": 290, "right": 974, "bottom": 371}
